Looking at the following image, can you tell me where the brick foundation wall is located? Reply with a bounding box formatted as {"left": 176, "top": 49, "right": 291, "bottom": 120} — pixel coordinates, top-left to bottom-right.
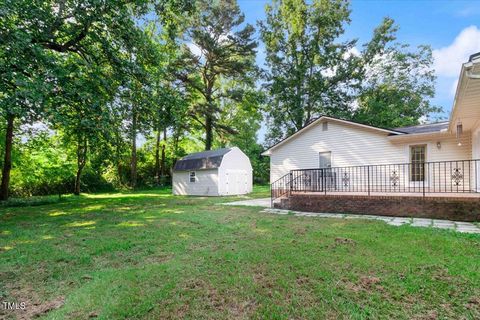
{"left": 275, "top": 194, "right": 480, "bottom": 222}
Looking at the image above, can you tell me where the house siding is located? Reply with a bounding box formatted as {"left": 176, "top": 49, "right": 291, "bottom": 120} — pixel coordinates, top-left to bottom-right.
{"left": 269, "top": 119, "right": 471, "bottom": 183}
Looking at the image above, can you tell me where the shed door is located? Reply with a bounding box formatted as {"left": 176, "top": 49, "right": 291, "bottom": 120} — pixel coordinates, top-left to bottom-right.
{"left": 225, "top": 170, "right": 246, "bottom": 195}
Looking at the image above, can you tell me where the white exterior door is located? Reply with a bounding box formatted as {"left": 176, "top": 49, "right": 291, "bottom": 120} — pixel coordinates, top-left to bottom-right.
{"left": 225, "top": 170, "right": 247, "bottom": 195}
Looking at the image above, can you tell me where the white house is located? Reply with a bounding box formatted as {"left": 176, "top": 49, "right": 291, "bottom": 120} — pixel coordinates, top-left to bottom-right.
{"left": 172, "top": 147, "right": 252, "bottom": 196}
{"left": 262, "top": 52, "right": 480, "bottom": 197}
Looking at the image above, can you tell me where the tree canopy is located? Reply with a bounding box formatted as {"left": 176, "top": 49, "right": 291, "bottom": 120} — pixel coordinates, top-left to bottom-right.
{"left": 0, "top": 0, "right": 442, "bottom": 200}
{"left": 260, "top": 0, "right": 440, "bottom": 145}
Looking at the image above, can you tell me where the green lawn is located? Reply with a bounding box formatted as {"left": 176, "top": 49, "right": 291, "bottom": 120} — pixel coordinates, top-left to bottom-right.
{"left": 1, "top": 185, "right": 479, "bottom": 319}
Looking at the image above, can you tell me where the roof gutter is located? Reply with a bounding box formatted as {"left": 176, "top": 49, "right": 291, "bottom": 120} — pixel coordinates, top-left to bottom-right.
{"left": 387, "top": 130, "right": 449, "bottom": 142}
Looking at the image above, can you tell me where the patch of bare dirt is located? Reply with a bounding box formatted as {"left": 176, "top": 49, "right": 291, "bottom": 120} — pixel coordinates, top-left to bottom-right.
{"left": 252, "top": 267, "right": 275, "bottom": 293}
{"left": 334, "top": 237, "right": 356, "bottom": 245}
{"left": 1, "top": 284, "right": 64, "bottom": 320}
{"left": 295, "top": 275, "right": 312, "bottom": 286}
{"left": 180, "top": 278, "right": 257, "bottom": 319}
{"left": 466, "top": 296, "right": 480, "bottom": 313}
{"left": 88, "top": 311, "right": 99, "bottom": 318}
{"left": 294, "top": 226, "right": 308, "bottom": 235}
{"left": 344, "top": 276, "right": 383, "bottom": 293}
{"left": 137, "top": 253, "right": 173, "bottom": 266}
{"left": 2, "top": 296, "right": 64, "bottom": 320}
{"left": 412, "top": 310, "right": 438, "bottom": 320}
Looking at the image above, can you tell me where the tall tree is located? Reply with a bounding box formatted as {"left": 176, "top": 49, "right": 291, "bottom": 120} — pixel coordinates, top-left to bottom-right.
{"left": 0, "top": 0, "right": 187, "bottom": 198}
{"left": 120, "top": 36, "right": 162, "bottom": 189}
{"left": 177, "top": 0, "right": 257, "bottom": 150}
{"left": 259, "top": 0, "right": 359, "bottom": 144}
{"left": 353, "top": 18, "right": 441, "bottom": 128}
{"left": 0, "top": 0, "right": 152, "bottom": 199}
{"left": 52, "top": 58, "right": 116, "bottom": 195}
{"left": 119, "top": 77, "right": 153, "bottom": 189}
{"left": 260, "top": 1, "right": 440, "bottom": 144}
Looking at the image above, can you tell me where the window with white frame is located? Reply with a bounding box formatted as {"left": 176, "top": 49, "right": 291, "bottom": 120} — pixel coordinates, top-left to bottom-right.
{"left": 410, "top": 145, "right": 426, "bottom": 182}
{"left": 319, "top": 151, "right": 332, "bottom": 168}
{"left": 189, "top": 171, "right": 196, "bottom": 183}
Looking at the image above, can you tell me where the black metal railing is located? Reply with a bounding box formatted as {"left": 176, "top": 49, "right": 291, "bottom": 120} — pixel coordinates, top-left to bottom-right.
{"left": 270, "top": 172, "right": 292, "bottom": 207}
{"left": 271, "top": 159, "right": 480, "bottom": 204}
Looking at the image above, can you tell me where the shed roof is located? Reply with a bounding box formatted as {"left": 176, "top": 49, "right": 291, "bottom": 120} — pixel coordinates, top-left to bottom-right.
{"left": 173, "top": 148, "right": 232, "bottom": 171}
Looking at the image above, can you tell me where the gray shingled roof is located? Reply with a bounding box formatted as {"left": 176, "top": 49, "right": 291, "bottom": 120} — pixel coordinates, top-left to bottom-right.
{"left": 394, "top": 122, "right": 449, "bottom": 134}
{"left": 173, "top": 148, "right": 231, "bottom": 171}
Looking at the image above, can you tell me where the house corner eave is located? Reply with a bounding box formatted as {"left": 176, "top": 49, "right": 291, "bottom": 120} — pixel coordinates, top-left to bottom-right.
{"left": 448, "top": 57, "right": 480, "bottom": 133}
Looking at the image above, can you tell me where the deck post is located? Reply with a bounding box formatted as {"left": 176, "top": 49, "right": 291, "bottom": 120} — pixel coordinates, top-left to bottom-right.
{"left": 367, "top": 166, "right": 370, "bottom": 196}
{"left": 270, "top": 184, "right": 273, "bottom": 208}
{"left": 476, "top": 160, "right": 478, "bottom": 193}
{"left": 289, "top": 172, "right": 293, "bottom": 196}
{"left": 323, "top": 169, "right": 327, "bottom": 195}
{"left": 422, "top": 162, "right": 425, "bottom": 197}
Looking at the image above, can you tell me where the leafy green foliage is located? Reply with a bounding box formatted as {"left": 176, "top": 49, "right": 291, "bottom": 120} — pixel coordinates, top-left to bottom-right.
{"left": 260, "top": 0, "right": 359, "bottom": 144}
{"left": 177, "top": 0, "right": 258, "bottom": 150}
{"left": 0, "top": 0, "right": 443, "bottom": 198}
{"left": 353, "top": 19, "right": 442, "bottom": 127}
{"left": 260, "top": 1, "right": 441, "bottom": 144}
{"left": 0, "top": 0, "right": 191, "bottom": 198}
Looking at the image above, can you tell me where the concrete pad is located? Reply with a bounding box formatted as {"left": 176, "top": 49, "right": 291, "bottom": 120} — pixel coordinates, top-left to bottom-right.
{"left": 259, "top": 207, "right": 479, "bottom": 234}
{"left": 411, "top": 218, "right": 432, "bottom": 227}
{"left": 374, "top": 216, "right": 395, "bottom": 222}
{"left": 455, "top": 222, "right": 476, "bottom": 227}
{"left": 456, "top": 227, "right": 480, "bottom": 234}
{"left": 296, "top": 213, "right": 318, "bottom": 217}
{"left": 222, "top": 198, "right": 271, "bottom": 207}
{"left": 432, "top": 220, "right": 455, "bottom": 229}
{"left": 359, "top": 215, "right": 386, "bottom": 220}
{"left": 387, "top": 217, "right": 412, "bottom": 226}
{"left": 262, "top": 208, "right": 289, "bottom": 215}
{"left": 345, "top": 214, "right": 370, "bottom": 219}
{"left": 455, "top": 222, "right": 480, "bottom": 233}
{"left": 314, "top": 213, "right": 345, "bottom": 218}
{"left": 433, "top": 225, "right": 455, "bottom": 230}
{"left": 388, "top": 221, "right": 405, "bottom": 226}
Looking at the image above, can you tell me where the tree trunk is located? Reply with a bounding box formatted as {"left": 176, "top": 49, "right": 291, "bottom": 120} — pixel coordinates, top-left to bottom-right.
{"left": 154, "top": 125, "right": 161, "bottom": 185}
{"left": 114, "top": 131, "right": 123, "bottom": 186}
{"left": 172, "top": 133, "right": 179, "bottom": 170}
{"left": 160, "top": 128, "right": 167, "bottom": 177}
{"left": 0, "top": 113, "right": 15, "bottom": 201}
{"left": 205, "top": 112, "right": 213, "bottom": 151}
{"left": 204, "top": 84, "right": 214, "bottom": 151}
{"left": 130, "top": 110, "right": 137, "bottom": 188}
{"left": 74, "top": 136, "right": 87, "bottom": 196}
